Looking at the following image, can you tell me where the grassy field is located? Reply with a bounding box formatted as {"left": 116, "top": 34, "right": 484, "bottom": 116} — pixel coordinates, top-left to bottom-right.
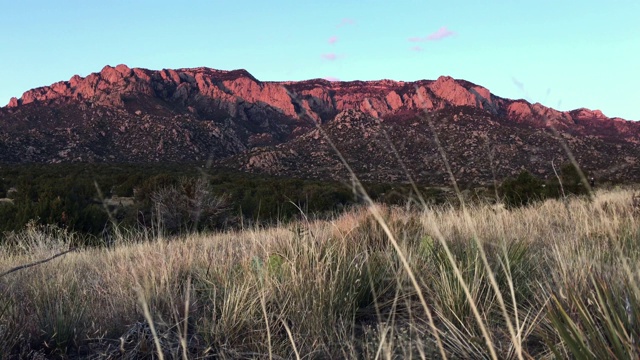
{"left": 0, "top": 187, "right": 639, "bottom": 359}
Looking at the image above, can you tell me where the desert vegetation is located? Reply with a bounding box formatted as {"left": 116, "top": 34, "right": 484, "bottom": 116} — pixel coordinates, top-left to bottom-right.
{"left": 1, "top": 183, "right": 639, "bottom": 358}
{"left": 0, "top": 161, "right": 598, "bottom": 243}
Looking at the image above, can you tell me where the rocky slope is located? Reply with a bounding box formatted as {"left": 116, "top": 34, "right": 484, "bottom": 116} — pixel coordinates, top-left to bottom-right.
{"left": 227, "top": 108, "right": 640, "bottom": 185}
{"left": 1, "top": 65, "right": 638, "bottom": 184}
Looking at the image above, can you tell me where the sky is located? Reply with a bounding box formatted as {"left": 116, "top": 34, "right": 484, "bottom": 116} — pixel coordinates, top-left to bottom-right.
{"left": 1, "top": 0, "right": 639, "bottom": 120}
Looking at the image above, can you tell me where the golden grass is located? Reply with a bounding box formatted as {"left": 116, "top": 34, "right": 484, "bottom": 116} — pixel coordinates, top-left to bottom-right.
{"left": 0, "top": 187, "right": 639, "bottom": 358}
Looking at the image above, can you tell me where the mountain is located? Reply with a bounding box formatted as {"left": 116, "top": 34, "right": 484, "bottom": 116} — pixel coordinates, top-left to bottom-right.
{"left": 1, "top": 65, "right": 638, "bottom": 185}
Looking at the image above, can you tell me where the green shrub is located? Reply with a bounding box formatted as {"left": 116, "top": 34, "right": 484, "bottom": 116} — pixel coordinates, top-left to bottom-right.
{"left": 500, "top": 171, "right": 546, "bottom": 208}
{"left": 545, "top": 163, "right": 591, "bottom": 198}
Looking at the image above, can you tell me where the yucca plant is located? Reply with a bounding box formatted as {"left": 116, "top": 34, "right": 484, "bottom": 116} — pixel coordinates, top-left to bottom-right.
{"left": 548, "top": 275, "right": 640, "bottom": 359}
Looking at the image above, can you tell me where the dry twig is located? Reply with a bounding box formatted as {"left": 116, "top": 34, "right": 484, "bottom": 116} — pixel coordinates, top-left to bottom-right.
{"left": 0, "top": 248, "right": 77, "bottom": 278}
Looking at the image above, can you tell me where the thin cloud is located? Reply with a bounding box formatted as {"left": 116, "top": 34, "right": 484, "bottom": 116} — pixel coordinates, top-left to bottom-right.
{"left": 328, "top": 36, "right": 338, "bottom": 45}
{"left": 324, "top": 76, "right": 340, "bottom": 82}
{"left": 410, "top": 46, "right": 424, "bottom": 52}
{"left": 337, "top": 18, "right": 355, "bottom": 28}
{"left": 408, "top": 26, "right": 456, "bottom": 42}
{"left": 321, "top": 53, "right": 338, "bottom": 61}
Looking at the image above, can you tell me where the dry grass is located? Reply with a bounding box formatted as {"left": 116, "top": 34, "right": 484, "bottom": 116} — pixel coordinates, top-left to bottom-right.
{"left": 0, "top": 187, "right": 639, "bottom": 358}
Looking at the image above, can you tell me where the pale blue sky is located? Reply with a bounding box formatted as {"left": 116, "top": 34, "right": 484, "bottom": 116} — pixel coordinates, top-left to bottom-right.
{"left": 1, "top": 0, "right": 639, "bottom": 120}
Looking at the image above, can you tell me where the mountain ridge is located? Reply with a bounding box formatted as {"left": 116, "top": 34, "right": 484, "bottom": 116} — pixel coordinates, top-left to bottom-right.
{"left": 7, "top": 64, "right": 633, "bottom": 124}
{"left": 1, "top": 65, "right": 638, "bottom": 185}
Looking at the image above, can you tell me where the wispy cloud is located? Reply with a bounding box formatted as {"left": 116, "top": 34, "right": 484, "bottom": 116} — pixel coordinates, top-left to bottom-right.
{"left": 321, "top": 53, "right": 338, "bottom": 61}
{"left": 328, "top": 36, "right": 338, "bottom": 45}
{"left": 410, "top": 46, "right": 423, "bottom": 52}
{"left": 337, "top": 18, "right": 355, "bottom": 28}
{"left": 427, "top": 26, "right": 455, "bottom": 40}
{"left": 408, "top": 26, "right": 456, "bottom": 42}
{"left": 324, "top": 76, "right": 340, "bottom": 82}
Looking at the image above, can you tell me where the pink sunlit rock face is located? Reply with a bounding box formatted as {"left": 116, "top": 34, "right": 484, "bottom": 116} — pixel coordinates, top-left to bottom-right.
{"left": 428, "top": 76, "right": 476, "bottom": 108}
{"left": 7, "top": 64, "right": 634, "bottom": 132}
{"left": 572, "top": 108, "right": 608, "bottom": 120}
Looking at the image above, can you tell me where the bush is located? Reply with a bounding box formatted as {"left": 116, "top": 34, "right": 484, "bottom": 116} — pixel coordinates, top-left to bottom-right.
{"left": 151, "top": 177, "right": 229, "bottom": 234}
{"left": 545, "top": 163, "right": 591, "bottom": 198}
{"left": 500, "top": 171, "right": 546, "bottom": 208}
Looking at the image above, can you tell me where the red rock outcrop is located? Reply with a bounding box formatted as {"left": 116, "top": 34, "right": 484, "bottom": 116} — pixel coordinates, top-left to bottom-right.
{"left": 571, "top": 108, "right": 607, "bottom": 120}
{"left": 507, "top": 101, "right": 534, "bottom": 121}
{"left": 428, "top": 76, "right": 476, "bottom": 108}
